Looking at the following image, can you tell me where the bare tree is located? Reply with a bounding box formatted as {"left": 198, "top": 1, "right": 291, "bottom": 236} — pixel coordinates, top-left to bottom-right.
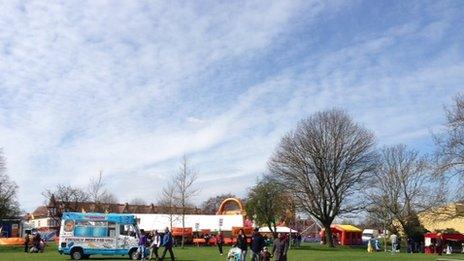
{"left": 129, "top": 198, "right": 147, "bottom": 205}
{"left": 268, "top": 109, "right": 376, "bottom": 247}
{"left": 158, "top": 181, "right": 178, "bottom": 230}
{"left": 201, "top": 193, "right": 236, "bottom": 215}
{"left": 435, "top": 93, "right": 464, "bottom": 200}
{"left": 367, "top": 145, "right": 435, "bottom": 240}
{"left": 174, "top": 156, "right": 199, "bottom": 248}
{"left": 43, "top": 185, "right": 90, "bottom": 224}
{"left": 88, "top": 171, "right": 118, "bottom": 204}
{"left": 0, "top": 150, "right": 20, "bottom": 217}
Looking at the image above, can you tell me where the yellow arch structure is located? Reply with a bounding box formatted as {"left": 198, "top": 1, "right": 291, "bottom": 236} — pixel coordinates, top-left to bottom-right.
{"left": 216, "top": 198, "right": 247, "bottom": 216}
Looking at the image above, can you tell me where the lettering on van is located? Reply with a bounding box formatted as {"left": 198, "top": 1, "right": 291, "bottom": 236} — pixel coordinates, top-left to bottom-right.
{"left": 65, "top": 237, "right": 114, "bottom": 243}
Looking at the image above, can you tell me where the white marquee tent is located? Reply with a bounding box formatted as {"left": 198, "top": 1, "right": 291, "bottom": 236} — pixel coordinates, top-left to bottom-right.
{"left": 259, "top": 226, "right": 298, "bottom": 234}
{"left": 135, "top": 214, "right": 244, "bottom": 232}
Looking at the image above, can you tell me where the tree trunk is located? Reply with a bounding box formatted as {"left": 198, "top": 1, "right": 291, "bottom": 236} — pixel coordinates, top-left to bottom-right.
{"left": 181, "top": 213, "right": 185, "bottom": 248}
{"left": 269, "top": 223, "right": 278, "bottom": 239}
{"left": 324, "top": 224, "right": 335, "bottom": 248}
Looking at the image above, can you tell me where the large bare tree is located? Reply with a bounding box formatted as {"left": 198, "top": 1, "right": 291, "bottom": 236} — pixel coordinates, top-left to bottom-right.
{"left": 43, "top": 184, "right": 90, "bottom": 224}
{"left": 174, "top": 156, "right": 198, "bottom": 248}
{"left": 0, "top": 150, "right": 20, "bottom": 217}
{"left": 435, "top": 93, "right": 464, "bottom": 200}
{"left": 269, "top": 109, "right": 376, "bottom": 247}
{"left": 367, "top": 145, "right": 435, "bottom": 240}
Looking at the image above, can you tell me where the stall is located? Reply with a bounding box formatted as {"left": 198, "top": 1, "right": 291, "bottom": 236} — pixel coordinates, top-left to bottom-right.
{"left": 0, "top": 219, "right": 25, "bottom": 245}
{"left": 320, "top": 224, "right": 363, "bottom": 246}
{"left": 424, "top": 232, "right": 464, "bottom": 254}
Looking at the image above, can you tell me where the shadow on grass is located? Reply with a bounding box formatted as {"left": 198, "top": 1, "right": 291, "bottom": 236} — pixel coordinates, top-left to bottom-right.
{"left": 87, "top": 256, "right": 198, "bottom": 261}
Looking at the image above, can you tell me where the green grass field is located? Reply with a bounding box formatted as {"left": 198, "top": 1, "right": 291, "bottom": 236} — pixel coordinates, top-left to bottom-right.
{"left": 1, "top": 243, "right": 463, "bottom": 261}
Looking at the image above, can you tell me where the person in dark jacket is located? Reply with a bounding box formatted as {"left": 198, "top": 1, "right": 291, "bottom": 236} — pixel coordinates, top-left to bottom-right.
{"left": 261, "top": 246, "right": 271, "bottom": 261}
{"left": 272, "top": 234, "right": 289, "bottom": 261}
{"left": 236, "top": 229, "right": 249, "bottom": 261}
{"left": 251, "top": 228, "right": 265, "bottom": 261}
{"left": 217, "top": 231, "right": 224, "bottom": 255}
{"left": 24, "top": 231, "right": 30, "bottom": 253}
{"left": 138, "top": 229, "right": 148, "bottom": 260}
{"left": 160, "top": 227, "right": 175, "bottom": 261}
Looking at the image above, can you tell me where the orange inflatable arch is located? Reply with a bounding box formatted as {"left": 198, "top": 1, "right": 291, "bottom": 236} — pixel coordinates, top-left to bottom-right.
{"left": 216, "top": 198, "right": 246, "bottom": 216}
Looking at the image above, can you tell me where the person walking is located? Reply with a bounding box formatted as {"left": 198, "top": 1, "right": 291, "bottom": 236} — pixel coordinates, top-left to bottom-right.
{"left": 217, "top": 231, "right": 224, "bottom": 256}
{"left": 236, "top": 229, "right": 249, "bottom": 261}
{"left": 160, "top": 227, "right": 175, "bottom": 261}
{"left": 251, "top": 228, "right": 265, "bottom": 261}
{"left": 139, "top": 229, "right": 148, "bottom": 260}
{"left": 149, "top": 230, "right": 161, "bottom": 260}
{"left": 272, "top": 234, "right": 289, "bottom": 261}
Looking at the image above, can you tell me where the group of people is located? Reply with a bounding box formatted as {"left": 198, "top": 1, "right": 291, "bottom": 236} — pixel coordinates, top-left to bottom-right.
{"left": 390, "top": 234, "right": 427, "bottom": 254}
{"left": 233, "top": 228, "right": 290, "bottom": 261}
{"left": 24, "top": 230, "right": 45, "bottom": 253}
{"left": 138, "top": 227, "right": 175, "bottom": 261}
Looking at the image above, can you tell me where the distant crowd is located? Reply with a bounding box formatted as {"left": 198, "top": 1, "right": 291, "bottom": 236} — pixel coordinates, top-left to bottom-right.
{"left": 136, "top": 227, "right": 297, "bottom": 261}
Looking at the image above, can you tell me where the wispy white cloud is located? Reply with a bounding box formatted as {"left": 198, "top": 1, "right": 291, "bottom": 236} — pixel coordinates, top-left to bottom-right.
{"left": 0, "top": 1, "right": 462, "bottom": 210}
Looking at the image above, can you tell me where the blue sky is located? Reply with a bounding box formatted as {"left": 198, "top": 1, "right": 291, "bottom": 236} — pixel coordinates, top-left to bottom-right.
{"left": 0, "top": 1, "right": 463, "bottom": 211}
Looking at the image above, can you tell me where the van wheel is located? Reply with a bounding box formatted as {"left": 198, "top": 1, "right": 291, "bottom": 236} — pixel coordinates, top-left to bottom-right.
{"left": 129, "top": 249, "right": 139, "bottom": 260}
{"left": 71, "top": 248, "right": 83, "bottom": 260}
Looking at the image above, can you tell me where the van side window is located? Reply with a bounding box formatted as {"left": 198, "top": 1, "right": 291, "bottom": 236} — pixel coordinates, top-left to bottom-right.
{"left": 119, "top": 224, "right": 136, "bottom": 237}
{"left": 108, "top": 222, "right": 116, "bottom": 237}
{"left": 74, "top": 221, "right": 110, "bottom": 238}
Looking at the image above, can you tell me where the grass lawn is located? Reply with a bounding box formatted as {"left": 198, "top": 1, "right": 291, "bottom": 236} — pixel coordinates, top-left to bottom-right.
{"left": 1, "top": 243, "right": 464, "bottom": 261}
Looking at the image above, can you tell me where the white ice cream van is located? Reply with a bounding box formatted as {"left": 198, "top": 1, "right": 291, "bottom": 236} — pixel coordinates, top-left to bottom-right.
{"left": 58, "top": 212, "right": 141, "bottom": 260}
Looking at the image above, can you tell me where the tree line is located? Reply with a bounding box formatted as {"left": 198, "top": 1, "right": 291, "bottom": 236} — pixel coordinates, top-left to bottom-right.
{"left": 0, "top": 93, "right": 462, "bottom": 249}
{"left": 248, "top": 93, "right": 464, "bottom": 247}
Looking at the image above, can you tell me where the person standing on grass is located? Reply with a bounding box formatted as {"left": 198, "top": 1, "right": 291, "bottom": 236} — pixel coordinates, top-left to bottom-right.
{"left": 390, "top": 233, "right": 397, "bottom": 254}
{"left": 149, "top": 230, "right": 161, "bottom": 260}
{"left": 160, "top": 227, "right": 175, "bottom": 261}
{"left": 236, "top": 229, "right": 249, "bottom": 261}
{"left": 436, "top": 233, "right": 443, "bottom": 255}
{"left": 272, "top": 233, "right": 289, "bottom": 261}
{"left": 251, "top": 228, "right": 265, "bottom": 261}
{"left": 139, "top": 229, "right": 148, "bottom": 260}
{"left": 24, "top": 231, "right": 30, "bottom": 253}
{"left": 217, "top": 231, "right": 224, "bottom": 256}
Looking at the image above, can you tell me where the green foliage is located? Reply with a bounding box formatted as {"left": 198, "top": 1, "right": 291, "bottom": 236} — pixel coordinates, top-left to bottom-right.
{"left": 246, "top": 178, "right": 290, "bottom": 236}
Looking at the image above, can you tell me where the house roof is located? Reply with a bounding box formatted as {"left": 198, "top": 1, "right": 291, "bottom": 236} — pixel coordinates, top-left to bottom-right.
{"left": 29, "top": 206, "right": 49, "bottom": 219}
{"left": 32, "top": 199, "right": 202, "bottom": 219}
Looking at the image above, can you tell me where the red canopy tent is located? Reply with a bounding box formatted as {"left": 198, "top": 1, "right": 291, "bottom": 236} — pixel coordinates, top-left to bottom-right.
{"left": 320, "top": 225, "right": 362, "bottom": 246}
{"left": 424, "top": 233, "right": 464, "bottom": 254}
